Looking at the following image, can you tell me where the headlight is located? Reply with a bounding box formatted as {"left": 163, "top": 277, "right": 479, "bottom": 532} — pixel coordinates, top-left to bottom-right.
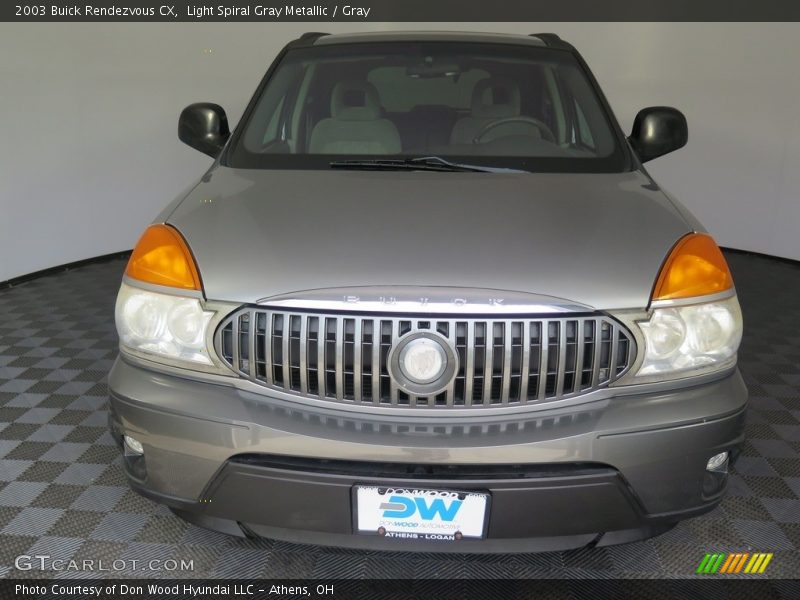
{"left": 636, "top": 295, "right": 742, "bottom": 378}
{"left": 115, "top": 283, "right": 214, "bottom": 365}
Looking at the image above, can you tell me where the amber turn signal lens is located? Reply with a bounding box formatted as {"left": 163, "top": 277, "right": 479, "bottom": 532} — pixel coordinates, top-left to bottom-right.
{"left": 652, "top": 233, "right": 733, "bottom": 301}
{"left": 125, "top": 224, "right": 202, "bottom": 291}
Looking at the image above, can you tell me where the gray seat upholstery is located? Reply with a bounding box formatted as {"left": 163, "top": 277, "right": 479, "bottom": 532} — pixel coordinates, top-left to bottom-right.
{"left": 309, "top": 81, "right": 402, "bottom": 154}
{"left": 450, "top": 77, "right": 531, "bottom": 145}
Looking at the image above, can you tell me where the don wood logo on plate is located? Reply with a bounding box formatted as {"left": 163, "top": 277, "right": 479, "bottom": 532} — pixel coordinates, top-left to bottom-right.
{"left": 356, "top": 487, "right": 488, "bottom": 541}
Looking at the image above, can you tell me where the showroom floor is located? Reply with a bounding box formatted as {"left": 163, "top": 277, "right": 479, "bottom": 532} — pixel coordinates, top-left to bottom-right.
{"left": 0, "top": 252, "right": 798, "bottom": 580}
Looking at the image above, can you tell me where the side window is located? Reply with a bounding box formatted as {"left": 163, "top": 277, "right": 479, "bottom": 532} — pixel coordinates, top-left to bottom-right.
{"left": 289, "top": 64, "right": 316, "bottom": 153}
{"left": 242, "top": 64, "right": 304, "bottom": 154}
{"left": 542, "top": 67, "right": 566, "bottom": 144}
{"left": 574, "top": 100, "right": 595, "bottom": 149}
{"left": 558, "top": 66, "right": 616, "bottom": 157}
{"left": 262, "top": 96, "right": 286, "bottom": 145}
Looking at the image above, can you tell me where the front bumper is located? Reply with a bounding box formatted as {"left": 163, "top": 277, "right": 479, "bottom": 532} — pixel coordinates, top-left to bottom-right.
{"left": 108, "top": 356, "right": 747, "bottom": 552}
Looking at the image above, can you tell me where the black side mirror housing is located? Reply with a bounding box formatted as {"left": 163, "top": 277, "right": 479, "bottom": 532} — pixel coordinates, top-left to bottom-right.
{"left": 628, "top": 107, "right": 688, "bottom": 163}
{"left": 178, "top": 103, "right": 230, "bottom": 158}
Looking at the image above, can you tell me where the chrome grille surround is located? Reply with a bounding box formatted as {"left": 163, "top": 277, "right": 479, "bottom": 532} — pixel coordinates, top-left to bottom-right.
{"left": 215, "top": 307, "right": 636, "bottom": 410}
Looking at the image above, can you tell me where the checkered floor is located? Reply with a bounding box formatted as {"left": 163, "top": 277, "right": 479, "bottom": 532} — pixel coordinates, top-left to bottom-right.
{"left": 0, "top": 252, "right": 798, "bottom": 580}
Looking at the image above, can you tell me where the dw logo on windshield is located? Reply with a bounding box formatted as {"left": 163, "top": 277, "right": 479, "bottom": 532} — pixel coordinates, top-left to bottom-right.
{"left": 380, "top": 495, "right": 463, "bottom": 521}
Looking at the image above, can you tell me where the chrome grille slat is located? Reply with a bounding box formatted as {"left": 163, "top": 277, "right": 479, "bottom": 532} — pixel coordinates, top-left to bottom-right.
{"left": 316, "top": 317, "right": 326, "bottom": 398}
{"left": 537, "top": 324, "right": 549, "bottom": 401}
{"left": 482, "top": 322, "right": 494, "bottom": 406}
{"left": 371, "top": 319, "right": 381, "bottom": 404}
{"left": 556, "top": 320, "right": 567, "bottom": 398}
{"left": 379, "top": 319, "right": 392, "bottom": 404}
{"left": 264, "top": 314, "right": 274, "bottom": 386}
{"left": 281, "top": 316, "right": 291, "bottom": 392}
{"left": 231, "top": 313, "right": 240, "bottom": 375}
{"left": 610, "top": 326, "right": 620, "bottom": 381}
{"left": 573, "top": 319, "right": 585, "bottom": 394}
{"left": 444, "top": 322, "right": 456, "bottom": 406}
{"left": 247, "top": 311, "right": 256, "bottom": 380}
{"left": 353, "top": 318, "right": 362, "bottom": 402}
{"left": 501, "top": 321, "right": 512, "bottom": 404}
{"left": 334, "top": 318, "right": 345, "bottom": 402}
{"left": 622, "top": 330, "right": 632, "bottom": 374}
{"left": 389, "top": 320, "right": 399, "bottom": 404}
{"left": 519, "top": 321, "right": 531, "bottom": 402}
{"left": 591, "top": 321, "right": 602, "bottom": 388}
{"left": 299, "top": 315, "right": 308, "bottom": 394}
{"left": 464, "top": 321, "right": 475, "bottom": 407}
{"left": 217, "top": 310, "right": 636, "bottom": 410}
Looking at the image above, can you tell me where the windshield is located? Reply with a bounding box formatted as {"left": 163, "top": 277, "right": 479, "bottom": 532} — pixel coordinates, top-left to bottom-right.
{"left": 225, "top": 41, "right": 628, "bottom": 173}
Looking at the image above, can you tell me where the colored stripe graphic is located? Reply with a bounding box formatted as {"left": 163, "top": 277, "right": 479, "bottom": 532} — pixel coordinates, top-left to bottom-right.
{"left": 699, "top": 552, "right": 774, "bottom": 575}
{"left": 696, "top": 553, "right": 713, "bottom": 574}
{"left": 719, "top": 553, "right": 735, "bottom": 573}
{"left": 720, "top": 553, "right": 737, "bottom": 573}
{"left": 758, "top": 553, "right": 773, "bottom": 574}
{"left": 703, "top": 553, "right": 725, "bottom": 573}
{"left": 698, "top": 553, "right": 716, "bottom": 573}
{"left": 714, "top": 553, "right": 727, "bottom": 573}
{"left": 744, "top": 554, "right": 760, "bottom": 573}
{"left": 733, "top": 553, "right": 750, "bottom": 573}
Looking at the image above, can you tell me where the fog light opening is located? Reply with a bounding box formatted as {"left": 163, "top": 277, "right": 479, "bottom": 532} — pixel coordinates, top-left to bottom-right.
{"left": 706, "top": 451, "right": 729, "bottom": 472}
{"left": 122, "top": 435, "right": 147, "bottom": 481}
{"left": 124, "top": 435, "right": 144, "bottom": 455}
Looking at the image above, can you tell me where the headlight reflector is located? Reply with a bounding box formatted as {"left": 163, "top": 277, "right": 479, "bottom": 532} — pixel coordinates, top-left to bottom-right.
{"left": 641, "top": 309, "right": 685, "bottom": 358}
{"left": 637, "top": 295, "right": 742, "bottom": 377}
{"left": 115, "top": 283, "right": 214, "bottom": 365}
{"left": 166, "top": 299, "right": 208, "bottom": 348}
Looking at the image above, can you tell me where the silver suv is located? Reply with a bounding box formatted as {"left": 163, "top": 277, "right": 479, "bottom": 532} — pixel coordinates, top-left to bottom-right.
{"left": 108, "top": 31, "right": 747, "bottom": 552}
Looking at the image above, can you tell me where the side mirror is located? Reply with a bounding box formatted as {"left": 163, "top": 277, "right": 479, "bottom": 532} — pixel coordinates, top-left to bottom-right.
{"left": 178, "top": 103, "right": 230, "bottom": 158}
{"left": 628, "top": 107, "right": 688, "bottom": 163}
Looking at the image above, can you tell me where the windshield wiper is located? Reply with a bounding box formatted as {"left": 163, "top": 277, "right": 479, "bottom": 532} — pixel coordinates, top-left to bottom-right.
{"left": 330, "top": 156, "right": 525, "bottom": 173}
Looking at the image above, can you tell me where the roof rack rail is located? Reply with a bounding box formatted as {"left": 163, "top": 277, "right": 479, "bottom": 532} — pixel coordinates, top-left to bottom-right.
{"left": 530, "top": 33, "right": 574, "bottom": 51}
{"left": 289, "top": 32, "right": 330, "bottom": 48}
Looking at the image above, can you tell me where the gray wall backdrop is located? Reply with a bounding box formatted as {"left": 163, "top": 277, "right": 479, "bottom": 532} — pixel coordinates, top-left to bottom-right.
{"left": 1, "top": 23, "right": 798, "bottom": 282}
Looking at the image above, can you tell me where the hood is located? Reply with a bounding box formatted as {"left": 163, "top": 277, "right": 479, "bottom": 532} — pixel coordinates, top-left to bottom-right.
{"left": 167, "top": 167, "right": 692, "bottom": 310}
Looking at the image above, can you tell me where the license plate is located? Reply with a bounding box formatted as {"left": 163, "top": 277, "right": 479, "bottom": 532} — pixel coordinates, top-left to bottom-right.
{"left": 355, "top": 486, "right": 489, "bottom": 541}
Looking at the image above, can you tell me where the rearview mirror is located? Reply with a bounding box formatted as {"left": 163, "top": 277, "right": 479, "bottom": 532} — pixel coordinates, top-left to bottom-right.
{"left": 178, "top": 103, "right": 230, "bottom": 158}
{"left": 628, "top": 107, "right": 688, "bottom": 163}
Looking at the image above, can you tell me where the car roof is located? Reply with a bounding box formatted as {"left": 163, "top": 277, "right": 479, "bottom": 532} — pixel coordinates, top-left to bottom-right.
{"left": 312, "top": 31, "right": 550, "bottom": 47}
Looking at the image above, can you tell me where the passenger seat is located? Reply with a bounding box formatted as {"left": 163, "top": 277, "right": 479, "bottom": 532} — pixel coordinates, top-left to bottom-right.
{"left": 309, "top": 81, "right": 402, "bottom": 154}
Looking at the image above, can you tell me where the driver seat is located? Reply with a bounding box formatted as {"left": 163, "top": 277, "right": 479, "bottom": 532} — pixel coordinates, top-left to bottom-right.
{"left": 449, "top": 77, "right": 524, "bottom": 145}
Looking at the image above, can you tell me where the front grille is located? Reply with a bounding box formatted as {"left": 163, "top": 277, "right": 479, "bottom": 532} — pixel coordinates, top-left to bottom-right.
{"left": 216, "top": 309, "right": 635, "bottom": 409}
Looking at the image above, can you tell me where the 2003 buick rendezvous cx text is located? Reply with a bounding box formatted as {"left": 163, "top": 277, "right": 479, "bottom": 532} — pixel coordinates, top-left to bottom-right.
{"left": 108, "top": 31, "right": 747, "bottom": 551}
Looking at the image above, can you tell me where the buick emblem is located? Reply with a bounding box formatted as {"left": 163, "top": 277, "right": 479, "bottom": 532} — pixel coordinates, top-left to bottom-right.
{"left": 399, "top": 338, "right": 447, "bottom": 384}
{"left": 387, "top": 332, "right": 458, "bottom": 396}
